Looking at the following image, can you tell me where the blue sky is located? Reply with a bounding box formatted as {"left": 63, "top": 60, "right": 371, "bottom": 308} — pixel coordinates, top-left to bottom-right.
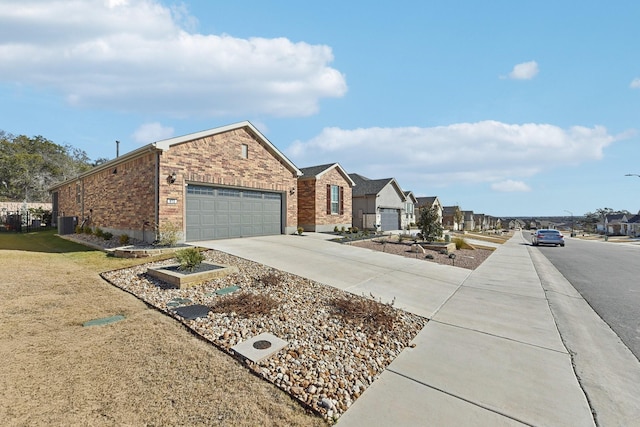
{"left": 1, "top": 0, "right": 639, "bottom": 217}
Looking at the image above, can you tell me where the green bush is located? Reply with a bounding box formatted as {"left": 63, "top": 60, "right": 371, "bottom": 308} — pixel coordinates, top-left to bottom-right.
{"left": 334, "top": 226, "right": 339, "bottom": 233}
{"left": 94, "top": 227, "right": 104, "bottom": 238}
{"left": 83, "top": 226, "right": 93, "bottom": 235}
{"left": 452, "top": 236, "right": 469, "bottom": 250}
{"left": 175, "top": 247, "right": 205, "bottom": 272}
{"left": 297, "top": 227, "right": 304, "bottom": 235}
{"left": 119, "top": 234, "right": 130, "bottom": 245}
{"left": 75, "top": 225, "right": 82, "bottom": 234}
{"left": 103, "top": 232, "right": 113, "bottom": 241}
{"left": 351, "top": 226, "right": 359, "bottom": 233}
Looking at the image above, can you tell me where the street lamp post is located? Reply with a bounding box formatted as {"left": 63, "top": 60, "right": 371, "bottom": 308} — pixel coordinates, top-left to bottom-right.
{"left": 564, "top": 210, "right": 574, "bottom": 237}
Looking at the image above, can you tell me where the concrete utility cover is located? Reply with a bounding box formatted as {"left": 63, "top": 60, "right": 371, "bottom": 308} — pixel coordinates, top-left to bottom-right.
{"left": 214, "top": 285, "right": 240, "bottom": 295}
{"left": 173, "top": 304, "right": 210, "bottom": 320}
{"left": 231, "top": 332, "right": 288, "bottom": 363}
{"left": 166, "top": 297, "right": 193, "bottom": 308}
{"left": 83, "top": 315, "right": 126, "bottom": 327}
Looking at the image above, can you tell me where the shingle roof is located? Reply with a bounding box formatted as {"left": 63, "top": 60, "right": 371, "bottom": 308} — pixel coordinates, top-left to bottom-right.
{"left": 416, "top": 196, "right": 437, "bottom": 207}
{"left": 299, "top": 163, "right": 355, "bottom": 186}
{"left": 349, "top": 174, "right": 391, "bottom": 196}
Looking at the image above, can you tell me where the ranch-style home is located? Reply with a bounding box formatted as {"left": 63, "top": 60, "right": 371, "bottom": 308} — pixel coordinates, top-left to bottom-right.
{"left": 348, "top": 173, "right": 407, "bottom": 232}
{"left": 297, "top": 163, "right": 354, "bottom": 232}
{"left": 50, "top": 121, "right": 301, "bottom": 243}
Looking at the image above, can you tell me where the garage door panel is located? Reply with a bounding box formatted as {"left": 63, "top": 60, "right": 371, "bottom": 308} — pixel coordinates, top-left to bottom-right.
{"left": 186, "top": 185, "right": 282, "bottom": 241}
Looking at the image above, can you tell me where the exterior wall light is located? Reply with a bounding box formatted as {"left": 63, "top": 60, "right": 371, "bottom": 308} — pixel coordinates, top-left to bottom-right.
{"left": 168, "top": 172, "right": 177, "bottom": 184}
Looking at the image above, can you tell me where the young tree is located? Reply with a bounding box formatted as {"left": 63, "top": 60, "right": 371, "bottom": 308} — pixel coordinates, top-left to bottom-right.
{"left": 417, "top": 205, "right": 444, "bottom": 242}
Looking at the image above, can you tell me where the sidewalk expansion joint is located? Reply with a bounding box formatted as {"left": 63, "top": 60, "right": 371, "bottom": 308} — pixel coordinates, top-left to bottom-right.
{"left": 429, "top": 320, "right": 570, "bottom": 355}
{"left": 385, "top": 368, "right": 535, "bottom": 427}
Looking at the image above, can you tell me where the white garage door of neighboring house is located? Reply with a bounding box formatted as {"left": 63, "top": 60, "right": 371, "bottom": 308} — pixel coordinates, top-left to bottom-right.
{"left": 380, "top": 208, "right": 400, "bottom": 231}
{"left": 186, "top": 185, "right": 282, "bottom": 241}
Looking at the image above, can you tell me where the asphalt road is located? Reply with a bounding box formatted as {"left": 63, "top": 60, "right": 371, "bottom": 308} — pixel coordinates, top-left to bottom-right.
{"left": 526, "top": 232, "right": 640, "bottom": 360}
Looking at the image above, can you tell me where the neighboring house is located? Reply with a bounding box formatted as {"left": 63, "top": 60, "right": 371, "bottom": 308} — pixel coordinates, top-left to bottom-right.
{"left": 442, "top": 205, "right": 462, "bottom": 231}
{"left": 598, "top": 213, "right": 631, "bottom": 235}
{"left": 297, "top": 163, "right": 354, "bottom": 232}
{"left": 462, "top": 210, "right": 475, "bottom": 231}
{"left": 415, "top": 196, "right": 443, "bottom": 226}
{"left": 474, "top": 213, "right": 486, "bottom": 231}
{"left": 49, "top": 121, "right": 301, "bottom": 242}
{"left": 349, "top": 174, "right": 407, "bottom": 231}
{"left": 402, "top": 191, "right": 418, "bottom": 229}
{"left": 628, "top": 213, "right": 640, "bottom": 237}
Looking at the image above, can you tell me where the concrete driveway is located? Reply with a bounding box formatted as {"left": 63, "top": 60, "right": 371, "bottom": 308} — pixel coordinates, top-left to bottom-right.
{"left": 196, "top": 233, "right": 471, "bottom": 319}
{"left": 196, "top": 232, "right": 600, "bottom": 426}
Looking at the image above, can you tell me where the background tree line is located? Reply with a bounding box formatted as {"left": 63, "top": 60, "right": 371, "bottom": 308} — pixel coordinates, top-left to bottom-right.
{"left": 0, "top": 130, "right": 107, "bottom": 203}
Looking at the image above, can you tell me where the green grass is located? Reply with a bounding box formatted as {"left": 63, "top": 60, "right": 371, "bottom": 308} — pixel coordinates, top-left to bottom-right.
{"left": 0, "top": 229, "right": 173, "bottom": 273}
{"left": 0, "top": 229, "right": 93, "bottom": 253}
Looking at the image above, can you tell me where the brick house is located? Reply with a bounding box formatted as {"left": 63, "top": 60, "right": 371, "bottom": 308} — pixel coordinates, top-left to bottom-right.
{"left": 50, "top": 121, "right": 301, "bottom": 242}
{"left": 297, "top": 163, "right": 354, "bottom": 232}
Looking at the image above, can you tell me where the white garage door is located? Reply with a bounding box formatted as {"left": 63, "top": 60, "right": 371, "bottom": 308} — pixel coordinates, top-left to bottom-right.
{"left": 186, "top": 185, "right": 282, "bottom": 241}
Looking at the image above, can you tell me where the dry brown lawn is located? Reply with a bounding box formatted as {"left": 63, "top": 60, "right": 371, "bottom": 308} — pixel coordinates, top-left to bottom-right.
{"left": 0, "top": 236, "right": 324, "bottom": 426}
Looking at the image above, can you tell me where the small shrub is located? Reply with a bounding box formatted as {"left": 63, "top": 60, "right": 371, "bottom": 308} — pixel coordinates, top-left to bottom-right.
{"left": 334, "top": 225, "right": 339, "bottom": 233}
{"left": 158, "top": 221, "right": 180, "bottom": 247}
{"left": 425, "top": 253, "right": 434, "bottom": 259}
{"left": 452, "top": 237, "right": 472, "bottom": 250}
{"left": 119, "top": 234, "right": 130, "bottom": 245}
{"left": 297, "top": 227, "right": 304, "bottom": 235}
{"left": 103, "top": 232, "right": 113, "bottom": 241}
{"left": 94, "top": 227, "right": 104, "bottom": 238}
{"left": 83, "top": 226, "right": 93, "bottom": 235}
{"left": 330, "top": 293, "right": 397, "bottom": 332}
{"left": 341, "top": 226, "right": 346, "bottom": 233}
{"left": 209, "top": 292, "right": 279, "bottom": 317}
{"left": 75, "top": 225, "right": 82, "bottom": 234}
{"left": 259, "top": 272, "right": 281, "bottom": 287}
{"left": 351, "top": 226, "right": 359, "bottom": 233}
{"left": 175, "top": 247, "right": 205, "bottom": 272}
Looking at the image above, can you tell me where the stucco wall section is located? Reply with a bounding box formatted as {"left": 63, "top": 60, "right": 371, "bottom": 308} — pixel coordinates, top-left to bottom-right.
{"left": 158, "top": 128, "right": 298, "bottom": 232}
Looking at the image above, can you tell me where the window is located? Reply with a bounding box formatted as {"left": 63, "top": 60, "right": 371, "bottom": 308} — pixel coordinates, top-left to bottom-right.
{"left": 241, "top": 144, "right": 248, "bottom": 159}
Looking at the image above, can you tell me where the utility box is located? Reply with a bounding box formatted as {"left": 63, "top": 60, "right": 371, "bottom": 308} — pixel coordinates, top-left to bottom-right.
{"left": 58, "top": 216, "right": 76, "bottom": 235}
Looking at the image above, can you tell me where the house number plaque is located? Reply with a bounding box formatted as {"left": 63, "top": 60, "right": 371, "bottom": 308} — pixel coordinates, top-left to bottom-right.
{"left": 166, "top": 198, "right": 178, "bottom": 204}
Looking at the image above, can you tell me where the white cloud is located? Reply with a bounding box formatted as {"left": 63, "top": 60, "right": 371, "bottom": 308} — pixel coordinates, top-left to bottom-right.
{"left": 0, "top": 0, "right": 346, "bottom": 117}
{"left": 287, "top": 121, "right": 619, "bottom": 193}
{"left": 131, "top": 122, "right": 174, "bottom": 143}
{"left": 504, "top": 61, "right": 539, "bottom": 80}
{"left": 491, "top": 180, "right": 531, "bottom": 192}
{"left": 631, "top": 78, "right": 640, "bottom": 89}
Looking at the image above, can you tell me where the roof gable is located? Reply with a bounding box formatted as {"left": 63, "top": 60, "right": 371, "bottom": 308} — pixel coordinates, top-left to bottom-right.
{"left": 349, "top": 174, "right": 405, "bottom": 200}
{"left": 299, "top": 163, "right": 355, "bottom": 186}
{"left": 155, "top": 121, "right": 301, "bottom": 176}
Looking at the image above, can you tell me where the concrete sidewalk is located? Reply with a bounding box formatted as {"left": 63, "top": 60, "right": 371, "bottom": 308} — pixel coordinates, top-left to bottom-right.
{"left": 198, "top": 232, "right": 640, "bottom": 425}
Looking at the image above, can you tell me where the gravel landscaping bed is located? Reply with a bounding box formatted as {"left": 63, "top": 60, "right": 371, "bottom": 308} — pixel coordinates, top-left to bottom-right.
{"left": 100, "top": 249, "right": 427, "bottom": 422}
{"left": 347, "top": 238, "right": 494, "bottom": 270}
{"left": 69, "top": 232, "right": 495, "bottom": 421}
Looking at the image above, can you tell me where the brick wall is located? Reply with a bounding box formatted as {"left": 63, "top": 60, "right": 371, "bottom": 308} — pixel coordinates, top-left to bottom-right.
{"left": 297, "top": 167, "right": 352, "bottom": 232}
{"left": 159, "top": 127, "right": 298, "bottom": 234}
{"left": 53, "top": 126, "right": 299, "bottom": 241}
{"left": 54, "top": 152, "right": 157, "bottom": 239}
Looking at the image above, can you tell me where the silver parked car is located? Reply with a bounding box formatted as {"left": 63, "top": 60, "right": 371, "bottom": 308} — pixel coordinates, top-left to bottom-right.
{"left": 532, "top": 229, "right": 565, "bottom": 247}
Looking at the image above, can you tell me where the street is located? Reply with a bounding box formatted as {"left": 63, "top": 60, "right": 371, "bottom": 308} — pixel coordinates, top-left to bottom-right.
{"left": 526, "top": 231, "right": 640, "bottom": 359}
